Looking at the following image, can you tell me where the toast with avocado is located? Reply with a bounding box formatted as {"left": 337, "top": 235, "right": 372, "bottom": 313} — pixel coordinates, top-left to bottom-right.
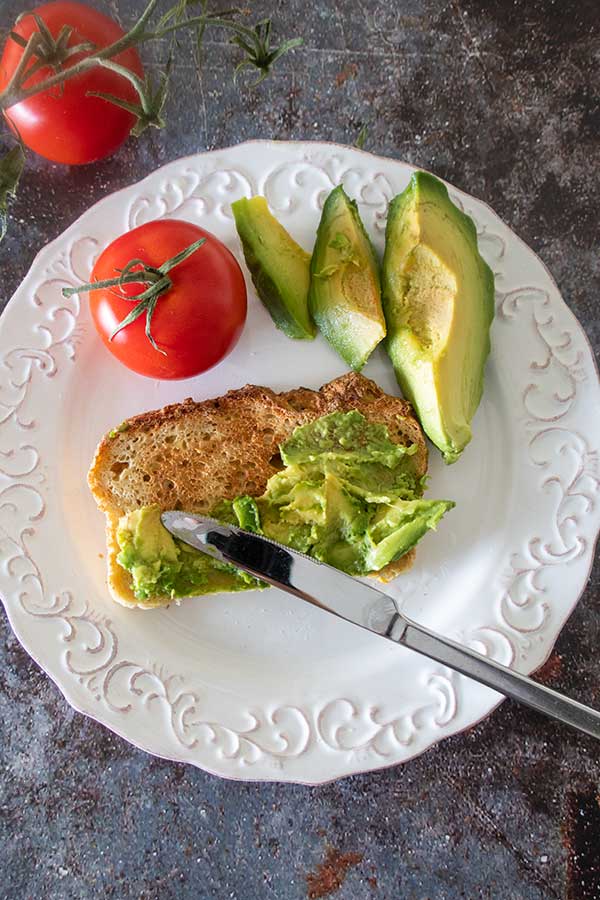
{"left": 89, "top": 373, "right": 453, "bottom": 609}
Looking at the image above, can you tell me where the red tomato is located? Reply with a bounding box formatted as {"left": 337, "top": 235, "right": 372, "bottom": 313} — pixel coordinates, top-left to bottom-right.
{"left": 89, "top": 219, "right": 247, "bottom": 380}
{"left": 0, "top": 1, "right": 143, "bottom": 165}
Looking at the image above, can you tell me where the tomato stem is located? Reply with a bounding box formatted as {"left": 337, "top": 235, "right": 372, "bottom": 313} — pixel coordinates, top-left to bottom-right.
{"left": 2, "top": 32, "right": 42, "bottom": 98}
{"left": 0, "top": 1, "right": 302, "bottom": 110}
{"left": 0, "top": 2, "right": 301, "bottom": 244}
{"left": 88, "top": 58, "right": 171, "bottom": 136}
{"left": 62, "top": 235, "right": 206, "bottom": 355}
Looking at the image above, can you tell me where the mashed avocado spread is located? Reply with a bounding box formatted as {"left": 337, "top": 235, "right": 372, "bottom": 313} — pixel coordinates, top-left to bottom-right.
{"left": 117, "top": 411, "right": 454, "bottom": 601}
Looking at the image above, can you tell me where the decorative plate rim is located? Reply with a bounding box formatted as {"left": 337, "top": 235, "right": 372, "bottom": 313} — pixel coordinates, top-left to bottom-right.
{"left": 1, "top": 139, "right": 599, "bottom": 784}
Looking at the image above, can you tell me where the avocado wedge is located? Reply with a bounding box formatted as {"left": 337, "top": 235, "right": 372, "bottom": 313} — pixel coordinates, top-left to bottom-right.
{"left": 382, "top": 172, "right": 494, "bottom": 463}
{"left": 232, "top": 196, "right": 315, "bottom": 340}
{"left": 309, "top": 186, "right": 386, "bottom": 371}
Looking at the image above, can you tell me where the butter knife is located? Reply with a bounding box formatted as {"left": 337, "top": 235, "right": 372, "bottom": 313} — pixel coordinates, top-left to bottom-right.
{"left": 161, "top": 512, "right": 600, "bottom": 740}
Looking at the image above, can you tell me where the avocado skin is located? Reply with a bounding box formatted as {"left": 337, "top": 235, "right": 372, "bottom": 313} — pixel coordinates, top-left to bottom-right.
{"left": 382, "top": 171, "right": 495, "bottom": 463}
{"left": 309, "top": 185, "right": 385, "bottom": 371}
{"left": 232, "top": 196, "right": 315, "bottom": 340}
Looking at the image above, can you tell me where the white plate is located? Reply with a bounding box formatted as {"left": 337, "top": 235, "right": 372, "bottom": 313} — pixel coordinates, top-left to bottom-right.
{"left": 1, "top": 141, "right": 599, "bottom": 784}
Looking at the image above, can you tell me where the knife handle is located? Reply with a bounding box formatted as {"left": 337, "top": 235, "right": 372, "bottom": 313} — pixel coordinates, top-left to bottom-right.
{"left": 386, "top": 613, "right": 600, "bottom": 740}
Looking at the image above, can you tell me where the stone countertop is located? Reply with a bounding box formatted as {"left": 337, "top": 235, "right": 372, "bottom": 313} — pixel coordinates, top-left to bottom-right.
{"left": 1, "top": 1, "right": 599, "bottom": 898}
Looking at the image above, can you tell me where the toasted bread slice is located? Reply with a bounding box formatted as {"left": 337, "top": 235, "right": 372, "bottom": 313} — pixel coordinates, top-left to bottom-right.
{"left": 88, "top": 373, "right": 427, "bottom": 608}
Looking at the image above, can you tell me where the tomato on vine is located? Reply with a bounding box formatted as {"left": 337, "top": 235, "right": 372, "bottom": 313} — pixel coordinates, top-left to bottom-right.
{"left": 64, "top": 219, "right": 248, "bottom": 380}
{"left": 0, "top": 2, "right": 143, "bottom": 165}
{"left": 0, "top": 1, "right": 301, "bottom": 237}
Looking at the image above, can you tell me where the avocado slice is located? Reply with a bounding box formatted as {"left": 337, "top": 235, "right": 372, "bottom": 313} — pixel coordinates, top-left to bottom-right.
{"left": 232, "top": 196, "right": 315, "bottom": 340}
{"left": 309, "top": 186, "right": 386, "bottom": 371}
{"left": 382, "top": 172, "right": 495, "bottom": 463}
{"left": 366, "top": 497, "right": 454, "bottom": 570}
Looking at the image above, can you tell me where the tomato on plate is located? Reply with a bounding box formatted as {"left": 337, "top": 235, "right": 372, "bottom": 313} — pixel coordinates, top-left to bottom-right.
{"left": 0, "top": 1, "right": 143, "bottom": 165}
{"left": 88, "top": 219, "right": 247, "bottom": 380}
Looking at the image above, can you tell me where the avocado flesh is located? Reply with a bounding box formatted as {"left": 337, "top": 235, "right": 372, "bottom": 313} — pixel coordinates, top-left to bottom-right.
{"left": 117, "top": 412, "right": 454, "bottom": 600}
{"left": 116, "top": 506, "right": 262, "bottom": 602}
{"left": 232, "top": 196, "right": 315, "bottom": 340}
{"left": 309, "top": 186, "right": 386, "bottom": 371}
{"left": 382, "top": 172, "right": 495, "bottom": 463}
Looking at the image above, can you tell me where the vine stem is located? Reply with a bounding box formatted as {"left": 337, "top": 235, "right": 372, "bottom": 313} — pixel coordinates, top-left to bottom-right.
{"left": 143, "top": 15, "right": 265, "bottom": 42}
{"left": 0, "top": 2, "right": 298, "bottom": 110}
{"left": 2, "top": 32, "right": 42, "bottom": 98}
{"left": 0, "top": 0, "right": 161, "bottom": 108}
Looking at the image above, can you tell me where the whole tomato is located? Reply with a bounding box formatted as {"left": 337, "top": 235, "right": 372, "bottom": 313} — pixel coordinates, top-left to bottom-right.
{"left": 88, "top": 219, "right": 247, "bottom": 380}
{"left": 0, "top": 1, "right": 143, "bottom": 165}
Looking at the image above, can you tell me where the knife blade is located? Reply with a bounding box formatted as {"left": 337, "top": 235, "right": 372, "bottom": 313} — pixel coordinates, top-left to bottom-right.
{"left": 162, "top": 511, "right": 600, "bottom": 741}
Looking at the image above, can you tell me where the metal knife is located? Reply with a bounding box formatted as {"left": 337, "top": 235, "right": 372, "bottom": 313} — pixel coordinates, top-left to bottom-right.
{"left": 162, "top": 511, "right": 600, "bottom": 741}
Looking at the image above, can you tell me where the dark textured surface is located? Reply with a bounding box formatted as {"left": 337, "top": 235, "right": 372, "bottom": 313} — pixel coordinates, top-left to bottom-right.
{"left": 1, "top": 1, "right": 600, "bottom": 898}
